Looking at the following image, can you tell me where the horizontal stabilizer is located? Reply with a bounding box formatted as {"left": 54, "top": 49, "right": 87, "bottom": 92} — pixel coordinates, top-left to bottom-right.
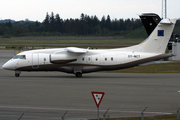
{"left": 160, "top": 19, "right": 173, "bottom": 24}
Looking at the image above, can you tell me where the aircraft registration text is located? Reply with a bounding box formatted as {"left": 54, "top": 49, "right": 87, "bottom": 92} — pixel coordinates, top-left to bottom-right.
{"left": 128, "top": 55, "right": 140, "bottom": 58}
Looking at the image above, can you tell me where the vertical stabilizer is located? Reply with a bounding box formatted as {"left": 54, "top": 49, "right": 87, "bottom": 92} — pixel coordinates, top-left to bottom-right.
{"left": 139, "top": 13, "right": 161, "bottom": 35}
{"left": 139, "top": 18, "right": 177, "bottom": 53}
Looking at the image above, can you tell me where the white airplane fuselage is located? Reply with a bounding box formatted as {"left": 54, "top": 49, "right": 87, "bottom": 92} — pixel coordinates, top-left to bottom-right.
{"left": 2, "top": 18, "right": 177, "bottom": 77}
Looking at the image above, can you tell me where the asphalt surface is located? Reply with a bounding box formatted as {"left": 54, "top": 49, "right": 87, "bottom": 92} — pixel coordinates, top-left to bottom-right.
{"left": 0, "top": 50, "right": 180, "bottom": 120}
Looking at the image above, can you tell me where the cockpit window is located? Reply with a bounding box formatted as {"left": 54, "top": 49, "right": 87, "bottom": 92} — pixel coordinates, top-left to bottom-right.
{"left": 13, "top": 55, "right": 20, "bottom": 59}
{"left": 13, "top": 55, "right": 26, "bottom": 59}
{"left": 20, "top": 55, "right": 26, "bottom": 59}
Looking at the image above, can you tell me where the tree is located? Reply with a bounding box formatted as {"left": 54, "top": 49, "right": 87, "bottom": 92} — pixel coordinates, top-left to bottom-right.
{"left": 119, "top": 19, "right": 125, "bottom": 31}
{"left": 43, "top": 12, "right": 50, "bottom": 32}
{"left": 0, "top": 23, "right": 8, "bottom": 35}
{"left": 93, "top": 15, "right": 99, "bottom": 27}
{"left": 101, "top": 15, "right": 106, "bottom": 29}
{"left": 50, "top": 12, "right": 55, "bottom": 32}
{"left": 176, "top": 19, "right": 180, "bottom": 26}
{"left": 106, "top": 15, "right": 111, "bottom": 30}
{"left": 35, "top": 21, "right": 42, "bottom": 32}
{"left": 94, "top": 25, "right": 102, "bottom": 35}
{"left": 80, "top": 13, "right": 88, "bottom": 35}
{"left": 80, "top": 13, "right": 85, "bottom": 21}
{"left": 64, "top": 19, "right": 71, "bottom": 34}
{"left": 55, "top": 14, "right": 62, "bottom": 33}
{"left": 6, "top": 21, "right": 13, "bottom": 35}
{"left": 125, "top": 18, "right": 133, "bottom": 31}
{"left": 74, "top": 19, "right": 80, "bottom": 35}
{"left": 111, "top": 19, "right": 118, "bottom": 31}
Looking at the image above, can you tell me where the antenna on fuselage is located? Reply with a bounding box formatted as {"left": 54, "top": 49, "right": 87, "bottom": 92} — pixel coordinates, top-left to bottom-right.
{"left": 162, "top": 0, "right": 167, "bottom": 19}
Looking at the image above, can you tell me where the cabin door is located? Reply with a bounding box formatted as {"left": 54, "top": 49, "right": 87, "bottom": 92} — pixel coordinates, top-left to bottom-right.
{"left": 32, "top": 53, "right": 39, "bottom": 69}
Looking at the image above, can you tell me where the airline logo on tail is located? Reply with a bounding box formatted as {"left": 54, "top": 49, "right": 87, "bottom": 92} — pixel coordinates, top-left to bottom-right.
{"left": 158, "top": 30, "right": 164, "bottom": 36}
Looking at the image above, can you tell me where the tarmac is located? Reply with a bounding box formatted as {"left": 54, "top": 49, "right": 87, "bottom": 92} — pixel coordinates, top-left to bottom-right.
{"left": 0, "top": 50, "right": 180, "bottom": 120}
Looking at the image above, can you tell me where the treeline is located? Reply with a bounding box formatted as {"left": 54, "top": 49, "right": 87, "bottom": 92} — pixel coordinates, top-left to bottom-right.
{"left": 41, "top": 12, "right": 143, "bottom": 36}
{"left": 0, "top": 12, "right": 180, "bottom": 37}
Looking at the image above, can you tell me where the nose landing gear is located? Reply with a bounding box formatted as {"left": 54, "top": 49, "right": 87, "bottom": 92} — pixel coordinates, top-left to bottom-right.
{"left": 15, "top": 71, "right": 21, "bottom": 77}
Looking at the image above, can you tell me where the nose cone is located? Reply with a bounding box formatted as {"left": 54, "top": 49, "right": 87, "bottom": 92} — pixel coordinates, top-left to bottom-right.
{"left": 2, "top": 64, "right": 5, "bottom": 69}
{"left": 2, "top": 60, "right": 15, "bottom": 70}
{"left": 2, "top": 62, "right": 10, "bottom": 70}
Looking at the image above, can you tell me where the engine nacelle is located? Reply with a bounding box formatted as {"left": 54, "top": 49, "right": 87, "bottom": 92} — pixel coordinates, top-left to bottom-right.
{"left": 50, "top": 54, "right": 77, "bottom": 64}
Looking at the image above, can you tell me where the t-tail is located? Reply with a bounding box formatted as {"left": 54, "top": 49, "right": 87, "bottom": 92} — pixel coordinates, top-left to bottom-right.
{"left": 139, "top": 13, "right": 180, "bottom": 50}
{"left": 139, "top": 13, "right": 161, "bottom": 36}
{"left": 131, "top": 18, "right": 177, "bottom": 54}
{"left": 139, "top": 18, "right": 177, "bottom": 53}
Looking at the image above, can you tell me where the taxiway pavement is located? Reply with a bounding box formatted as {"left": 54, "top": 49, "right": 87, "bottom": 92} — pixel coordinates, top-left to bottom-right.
{"left": 0, "top": 70, "right": 180, "bottom": 120}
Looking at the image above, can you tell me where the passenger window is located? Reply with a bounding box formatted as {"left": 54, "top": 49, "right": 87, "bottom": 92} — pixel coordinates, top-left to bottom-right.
{"left": 82, "top": 57, "right": 84, "bottom": 61}
{"left": 105, "top": 57, "right": 107, "bottom": 61}
{"left": 96, "top": 57, "right": 98, "bottom": 61}
{"left": 111, "top": 57, "right": 113, "bottom": 61}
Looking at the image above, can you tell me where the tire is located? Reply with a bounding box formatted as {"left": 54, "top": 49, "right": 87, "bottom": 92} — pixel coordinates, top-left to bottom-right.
{"left": 76, "top": 72, "right": 82, "bottom": 77}
{"left": 15, "top": 73, "right": 20, "bottom": 77}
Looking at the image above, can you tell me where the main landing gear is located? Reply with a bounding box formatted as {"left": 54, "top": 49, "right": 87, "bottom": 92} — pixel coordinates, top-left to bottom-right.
{"left": 15, "top": 71, "right": 21, "bottom": 77}
{"left": 75, "top": 72, "right": 82, "bottom": 77}
{"left": 15, "top": 73, "right": 20, "bottom": 77}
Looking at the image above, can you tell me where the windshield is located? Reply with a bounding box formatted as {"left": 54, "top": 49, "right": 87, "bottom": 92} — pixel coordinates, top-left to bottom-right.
{"left": 13, "top": 55, "right": 26, "bottom": 59}
{"left": 13, "top": 55, "right": 20, "bottom": 59}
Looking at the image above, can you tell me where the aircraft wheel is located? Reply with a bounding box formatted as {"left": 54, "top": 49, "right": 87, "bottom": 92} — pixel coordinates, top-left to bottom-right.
{"left": 76, "top": 72, "right": 82, "bottom": 77}
{"left": 15, "top": 73, "right": 20, "bottom": 77}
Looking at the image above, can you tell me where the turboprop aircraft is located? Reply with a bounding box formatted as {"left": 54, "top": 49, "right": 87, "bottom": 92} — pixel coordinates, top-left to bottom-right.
{"left": 2, "top": 18, "right": 177, "bottom": 77}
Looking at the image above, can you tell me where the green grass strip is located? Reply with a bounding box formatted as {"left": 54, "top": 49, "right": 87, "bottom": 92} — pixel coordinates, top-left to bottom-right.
{"left": 103, "top": 62, "right": 180, "bottom": 73}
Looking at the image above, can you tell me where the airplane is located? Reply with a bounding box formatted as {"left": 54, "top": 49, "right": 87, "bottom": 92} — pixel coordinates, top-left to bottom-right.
{"left": 2, "top": 17, "right": 177, "bottom": 77}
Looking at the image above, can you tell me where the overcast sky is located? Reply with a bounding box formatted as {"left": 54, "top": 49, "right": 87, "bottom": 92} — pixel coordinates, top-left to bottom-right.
{"left": 0, "top": 0, "right": 179, "bottom": 22}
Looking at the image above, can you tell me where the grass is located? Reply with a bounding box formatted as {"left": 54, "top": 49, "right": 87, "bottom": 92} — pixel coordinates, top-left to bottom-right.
{"left": 103, "top": 61, "right": 180, "bottom": 73}
{"left": 0, "top": 37, "right": 143, "bottom": 45}
{"left": 0, "top": 37, "right": 144, "bottom": 49}
{"left": 96, "top": 114, "right": 177, "bottom": 120}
